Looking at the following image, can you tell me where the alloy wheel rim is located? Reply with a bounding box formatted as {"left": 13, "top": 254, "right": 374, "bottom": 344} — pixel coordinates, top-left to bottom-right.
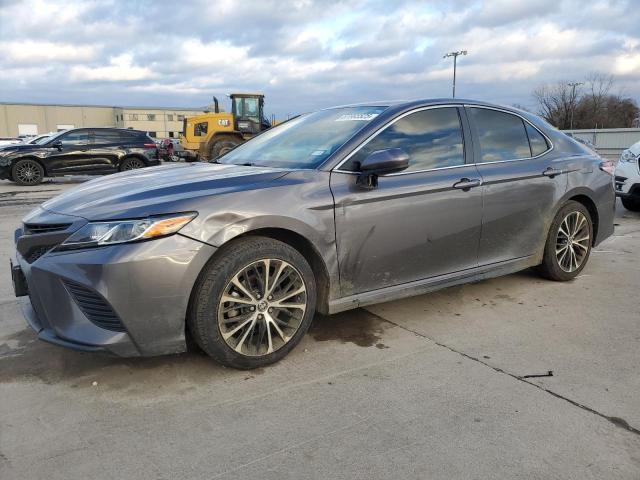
{"left": 556, "top": 211, "right": 590, "bottom": 273}
{"left": 16, "top": 161, "right": 41, "bottom": 185}
{"left": 123, "top": 159, "right": 144, "bottom": 170}
{"left": 217, "top": 258, "right": 307, "bottom": 357}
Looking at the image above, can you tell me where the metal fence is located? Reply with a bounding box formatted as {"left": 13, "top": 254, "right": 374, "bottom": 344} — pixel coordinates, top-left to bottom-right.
{"left": 562, "top": 128, "right": 640, "bottom": 161}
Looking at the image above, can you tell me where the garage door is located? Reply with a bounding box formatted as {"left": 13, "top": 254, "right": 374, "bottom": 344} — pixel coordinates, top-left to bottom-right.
{"left": 18, "top": 124, "right": 38, "bottom": 136}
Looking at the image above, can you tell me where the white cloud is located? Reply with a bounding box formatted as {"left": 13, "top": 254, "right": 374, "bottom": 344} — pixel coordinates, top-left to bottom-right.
{"left": 0, "top": 0, "right": 638, "bottom": 115}
{"left": 0, "top": 40, "right": 96, "bottom": 64}
{"left": 70, "top": 54, "right": 154, "bottom": 82}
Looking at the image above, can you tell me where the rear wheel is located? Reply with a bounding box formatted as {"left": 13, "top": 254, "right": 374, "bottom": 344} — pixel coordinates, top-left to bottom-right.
{"left": 188, "top": 237, "right": 316, "bottom": 369}
{"left": 119, "top": 157, "right": 146, "bottom": 171}
{"left": 12, "top": 159, "right": 44, "bottom": 186}
{"left": 621, "top": 197, "right": 640, "bottom": 212}
{"left": 209, "top": 136, "right": 242, "bottom": 161}
{"left": 537, "top": 201, "right": 593, "bottom": 281}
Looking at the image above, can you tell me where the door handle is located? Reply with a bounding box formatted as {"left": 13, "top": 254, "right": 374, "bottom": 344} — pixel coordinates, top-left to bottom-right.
{"left": 453, "top": 178, "right": 482, "bottom": 190}
{"left": 542, "top": 167, "right": 563, "bottom": 177}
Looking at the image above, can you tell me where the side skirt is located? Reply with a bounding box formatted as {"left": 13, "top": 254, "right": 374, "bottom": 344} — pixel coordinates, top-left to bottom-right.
{"left": 327, "top": 255, "right": 539, "bottom": 315}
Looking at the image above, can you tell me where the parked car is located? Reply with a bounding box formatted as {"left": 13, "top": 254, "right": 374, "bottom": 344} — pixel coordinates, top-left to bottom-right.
{"left": 11, "top": 99, "right": 615, "bottom": 369}
{"left": 22, "top": 133, "right": 53, "bottom": 145}
{"left": 0, "top": 137, "right": 21, "bottom": 147}
{"left": 614, "top": 140, "right": 640, "bottom": 211}
{"left": 0, "top": 127, "right": 159, "bottom": 185}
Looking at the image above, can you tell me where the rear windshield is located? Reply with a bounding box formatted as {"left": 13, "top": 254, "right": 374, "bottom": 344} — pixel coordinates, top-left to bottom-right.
{"left": 220, "top": 106, "right": 387, "bottom": 169}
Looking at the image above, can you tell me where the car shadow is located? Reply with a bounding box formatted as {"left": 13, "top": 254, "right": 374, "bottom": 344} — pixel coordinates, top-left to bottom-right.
{"left": 0, "top": 328, "right": 227, "bottom": 389}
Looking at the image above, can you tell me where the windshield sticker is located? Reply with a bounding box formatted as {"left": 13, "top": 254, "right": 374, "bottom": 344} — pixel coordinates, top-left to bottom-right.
{"left": 335, "top": 113, "right": 379, "bottom": 122}
{"left": 311, "top": 150, "right": 326, "bottom": 156}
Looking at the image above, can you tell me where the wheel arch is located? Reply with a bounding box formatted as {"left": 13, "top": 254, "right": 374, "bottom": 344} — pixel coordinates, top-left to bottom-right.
{"left": 566, "top": 193, "right": 599, "bottom": 245}
{"left": 190, "top": 226, "right": 332, "bottom": 316}
{"left": 12, "top": 155, "right": 48, "bottom": 176}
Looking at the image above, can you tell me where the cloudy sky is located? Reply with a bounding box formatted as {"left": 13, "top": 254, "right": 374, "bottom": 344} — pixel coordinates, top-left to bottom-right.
{"left": 0, "top": 0, "right": 638, "bottom": 118}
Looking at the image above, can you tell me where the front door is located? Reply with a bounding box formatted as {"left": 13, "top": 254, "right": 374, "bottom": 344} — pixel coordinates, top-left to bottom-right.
{"left": 46, "top": 129, "right": 93, "bottom": 175}
{"left": 331, "top": 106, "right": 483, "bottom": 297}
{"left": 466, "top": 106, "right": 569, "bottom": 265}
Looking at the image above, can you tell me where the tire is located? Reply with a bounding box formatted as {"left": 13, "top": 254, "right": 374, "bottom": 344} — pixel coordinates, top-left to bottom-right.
{"left": 621, "top": 197, "right": 640, "bottom": 212}
{"left": 537, "top": 200, "right": 593, "bottom": 281}
{"left": 188, "top": 236, "right": 317, "bottom": 369}
{"left": 12, "top": 159, "right": 44, "bottom": 186}
{"left": 209, "top": 136, "right": 242, "bottom": 160}
{"left": 119, "top": 156, "right": 146, "bottom": 171}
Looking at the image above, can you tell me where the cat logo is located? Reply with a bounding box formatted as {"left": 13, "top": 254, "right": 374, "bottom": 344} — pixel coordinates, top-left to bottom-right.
{"left": 218, "top": 119, "right": 230, "bottom": 127}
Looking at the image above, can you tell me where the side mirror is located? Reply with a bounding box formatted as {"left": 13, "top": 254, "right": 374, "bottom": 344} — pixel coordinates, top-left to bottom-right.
{"left": 51, "top": 140, "right": 63, "bottom": 150}
{"left": 356, "top": 148, "right": 410, "bottom": 189}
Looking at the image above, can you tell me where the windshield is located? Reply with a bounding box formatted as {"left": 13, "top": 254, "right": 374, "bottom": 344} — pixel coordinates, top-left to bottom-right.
{"left": 220, "top": 106, "right": 387, "bottom": 168}
{"left": 29, "top": 135, "right": 50, "bottom": 144}
{"left": 42, "top": 129, "right": 76, "bottom": 145}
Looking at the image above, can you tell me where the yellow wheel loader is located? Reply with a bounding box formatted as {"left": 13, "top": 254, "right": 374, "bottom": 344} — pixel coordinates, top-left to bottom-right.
{"left": 180, "top": 93, "right": 271, "bottom": 161}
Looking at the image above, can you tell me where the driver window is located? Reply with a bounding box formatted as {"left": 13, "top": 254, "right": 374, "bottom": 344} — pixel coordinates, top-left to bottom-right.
{"left": 59, "top": 130, "right": 89, "bottom": 146}
{"left": 342, "top": 107, "right": 465, "bottom": 172}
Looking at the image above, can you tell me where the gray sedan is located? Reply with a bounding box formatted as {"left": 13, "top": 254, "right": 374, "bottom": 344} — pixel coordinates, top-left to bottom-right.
{"left": 12, "top": 99, "right": 615, "bottom": 369}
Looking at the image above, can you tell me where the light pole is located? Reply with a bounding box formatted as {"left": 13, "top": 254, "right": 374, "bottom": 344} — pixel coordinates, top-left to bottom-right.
{"left": 443, "top": 50, "right": 467, "bottom": 98}
{"left": 568, "top": 81, "right": 583, "bottom": 130}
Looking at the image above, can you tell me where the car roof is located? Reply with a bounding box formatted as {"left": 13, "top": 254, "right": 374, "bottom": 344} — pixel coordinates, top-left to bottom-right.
{"left": 64, "top": 127, "right": 147, "bottom": 134}
{"left": 326, "top": 98, "right": 520, "bottom": 112}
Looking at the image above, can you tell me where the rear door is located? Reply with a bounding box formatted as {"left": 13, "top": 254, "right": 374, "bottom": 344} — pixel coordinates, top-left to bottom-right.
{"left": 331, "top": 106, "right": 483, "bottom": 296}
{"left": 466, "top": 106, "right": 568, "bottom": 265}
{"left": 87, "top": 129, "right": 124, "bottom": 172}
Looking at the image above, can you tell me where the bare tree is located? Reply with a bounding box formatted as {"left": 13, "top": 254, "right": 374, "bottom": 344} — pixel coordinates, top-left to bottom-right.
{"left": 533, "top": 82, "right": 579, "bottom": 129}
{"left": 583, "top": 72, "right": 613, "bottom": 127}
{"left": 533, "top": 73, "right": 639, "bottom": 129}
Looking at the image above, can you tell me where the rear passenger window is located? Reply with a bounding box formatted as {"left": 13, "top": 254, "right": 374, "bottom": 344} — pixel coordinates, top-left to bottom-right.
{"left": 469, "top": 108, "right": 531, "bottom": 162}
{"left": 525, "top": 123, "right": 549, "bottom": 156}
{"left": 92, "top": 130, "right": 123, "bottom": 144}
{"left": 343, "top": 107, "right": 465, "bottom": 172}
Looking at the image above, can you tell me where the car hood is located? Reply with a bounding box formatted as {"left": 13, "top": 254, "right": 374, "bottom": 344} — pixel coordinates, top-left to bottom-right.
{"left": 628, "top": 141, "right": 640, "bottom": 157}
{"left": 41, "top": 162, "right": 291, "bottom": 220}
{"left": 0, "top": 143, "right": 42, "bottom": 152}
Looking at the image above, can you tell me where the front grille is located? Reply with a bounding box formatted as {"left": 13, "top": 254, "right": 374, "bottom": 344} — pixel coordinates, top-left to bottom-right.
{"left": 25, "top": 245, "right": 54, "bottom": 263}
{"left": 23, "top": 223, "right": 71, "bottom": 235}
{"left": 63, "top": 280, "right": 126, "bottom": 332}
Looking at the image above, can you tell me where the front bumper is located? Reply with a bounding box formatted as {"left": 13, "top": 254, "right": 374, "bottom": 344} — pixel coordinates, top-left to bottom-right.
{"left": 15, "top": 233, "right": 216, "bottom": 357}
{"left": 614, "top": 160, "right": 640, "bottom": 198}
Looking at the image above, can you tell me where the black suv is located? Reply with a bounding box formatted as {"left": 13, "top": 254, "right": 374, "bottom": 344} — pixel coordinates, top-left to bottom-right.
{"left": 0, "top": 128, "right": 159, "bottom": 186}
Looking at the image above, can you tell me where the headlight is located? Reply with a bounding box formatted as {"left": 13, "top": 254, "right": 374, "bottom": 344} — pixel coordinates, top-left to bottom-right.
{"left": 55, "top": 212, "right": 197, "bottom": 251}
{"left": 620, "top": 150, "right": 637, "bottom": 163}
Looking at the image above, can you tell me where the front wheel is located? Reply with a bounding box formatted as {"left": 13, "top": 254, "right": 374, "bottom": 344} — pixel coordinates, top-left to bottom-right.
{"left": 12, "top": 159, "right": 44, "bottom": 186}
{"left": 537, "top": 201, "right": 593, "bottom": 281}
{"left": 621, "top": 197, "right": 640, "bottom": 212}
{"left": 188, "top": 237, "right": 317, "bottom": 369}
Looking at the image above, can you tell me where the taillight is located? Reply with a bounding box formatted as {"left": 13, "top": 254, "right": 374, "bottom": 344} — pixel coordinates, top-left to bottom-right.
{"left": 143, "top": 143, "right": 157, "bottom": 149}
{"left": 599, "top": 161, "right": 615, "bottom": 176}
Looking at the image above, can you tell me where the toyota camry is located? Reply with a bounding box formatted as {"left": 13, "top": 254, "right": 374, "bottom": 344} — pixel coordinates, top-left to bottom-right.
{"left": 12, "top": 99, "right": 615, "bottom": 369}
